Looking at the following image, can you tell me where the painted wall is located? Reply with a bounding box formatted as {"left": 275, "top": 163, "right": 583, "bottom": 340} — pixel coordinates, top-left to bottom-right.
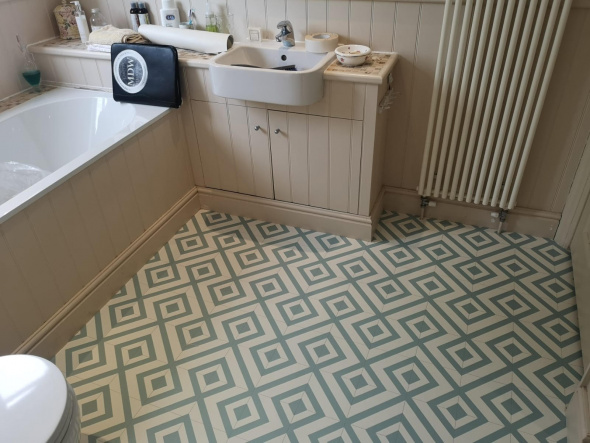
{"left": 0, "top": 0, "right": 56, "bottom": 99}
{"left": 1, "top": 0, "right": 590, "bottom": 216}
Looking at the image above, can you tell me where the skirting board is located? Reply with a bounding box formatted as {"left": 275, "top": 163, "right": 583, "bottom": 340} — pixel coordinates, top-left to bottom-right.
{"left": 383, "top": 186, "right": 562, "bottom": 239}
{"left": 16, "top": 188, "right": 200, "bottom": 359}
{"left": 566, "top": 386, "right": 590, "bottom": 443}
{"left": 197, "top": 187, "right": 376, "bottom": 241}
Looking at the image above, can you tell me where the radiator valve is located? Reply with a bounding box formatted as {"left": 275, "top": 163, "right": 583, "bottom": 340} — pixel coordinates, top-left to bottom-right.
{"left": 497, "top": 209, "right": 508, "bottom": 234}
{"left": 420, "top": 196, "right": 429, "bottom": 220}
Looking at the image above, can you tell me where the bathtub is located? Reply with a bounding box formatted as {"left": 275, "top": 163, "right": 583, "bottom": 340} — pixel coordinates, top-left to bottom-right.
{"left": 0, "top": 87, "right": 169, "bottom": 223}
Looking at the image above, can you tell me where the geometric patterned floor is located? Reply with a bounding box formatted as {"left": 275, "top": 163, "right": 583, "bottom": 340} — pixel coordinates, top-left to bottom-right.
{"left": 53, "top": 210, "right": 582, "bottom": 442}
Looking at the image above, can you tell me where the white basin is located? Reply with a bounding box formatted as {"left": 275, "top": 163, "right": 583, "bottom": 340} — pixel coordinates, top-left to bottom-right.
{"left": 209, "top": 42, "right": 334, "bottom": 106}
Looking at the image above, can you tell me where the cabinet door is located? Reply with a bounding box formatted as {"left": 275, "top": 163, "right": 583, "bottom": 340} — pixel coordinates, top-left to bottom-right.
{"left": 247, "top": 107, "right": 274, "bottom": 199}
{"left": 269, "top": 111, "right": 363, "bottom": 214}
{"left": 192, "top": 101, "right": 273, "bottom": 198}
{"left": 268, "top": 111, "right": 291, "bottom": 202}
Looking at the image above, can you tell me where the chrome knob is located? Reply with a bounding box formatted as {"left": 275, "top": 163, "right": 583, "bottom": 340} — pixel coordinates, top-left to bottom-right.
{"left": 254, "top": 125, "right": 261, "bottom": 131}
{"left": 274, "top": 129, "right": 281, "bottom": 134}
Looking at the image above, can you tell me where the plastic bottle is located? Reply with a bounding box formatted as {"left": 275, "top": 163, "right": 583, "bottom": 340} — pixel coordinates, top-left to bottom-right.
{"left": 130, "top": 2, "right": 140, "bottom": 31}
{"left": 71, "top": 1, "right": 90, "bottom": 43}
{"left": 138, "top": 2, "right": 150, "bottom": 25}
{"left": 89, "top": 8, "right": 108, "bottom": 31}
{"left": 160, "top": 0, "right": 180, "bottom": 28}
{"left": 205, "top": 0, "right": 218, "bottom": 32}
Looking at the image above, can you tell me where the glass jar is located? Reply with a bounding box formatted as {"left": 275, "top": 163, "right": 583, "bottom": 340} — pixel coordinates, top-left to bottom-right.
{"left": 90, "top": 8, "right": 108, "bottom": 31}
{"left": 205, "top": 13, "right": 218, "bottom": 32}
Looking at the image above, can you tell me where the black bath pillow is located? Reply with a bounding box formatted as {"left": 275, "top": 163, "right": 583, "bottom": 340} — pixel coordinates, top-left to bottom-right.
{"left": 111, "top": 43, "right": 181, "bottom": 109}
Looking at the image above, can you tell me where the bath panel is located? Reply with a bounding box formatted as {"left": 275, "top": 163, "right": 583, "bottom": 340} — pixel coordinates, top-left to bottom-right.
{"left": 0, "top": 90, "right": 194, "bottom": 355}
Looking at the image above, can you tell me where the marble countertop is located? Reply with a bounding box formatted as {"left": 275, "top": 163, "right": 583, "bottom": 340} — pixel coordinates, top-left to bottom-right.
{"left": 324, "top": 53, "right": 398, "bottom": 85}
{"left": 30, "top": 38, "right": 397, "bottom": 85}
{"left": 29, "top": 38, "right": 214, "bottom": 67}
{"left": 0, "top": 85, "right": 56, "bottom": 116}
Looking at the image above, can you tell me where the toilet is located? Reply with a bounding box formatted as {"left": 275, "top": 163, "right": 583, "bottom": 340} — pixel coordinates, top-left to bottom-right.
{"left": 0, "top": 355, "right": 80, "bottom": 442}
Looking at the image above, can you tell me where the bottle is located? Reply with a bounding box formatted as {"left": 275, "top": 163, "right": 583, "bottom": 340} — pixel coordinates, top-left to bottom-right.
{"left": 160, "top": 0, "right": 180, "bottom": 28}
{"left": 53, "top": 0, "right": 80, "bottom": 40}
{"left": 89, "top": 8, "right": 108, "bottom": 31}
{"left": 71, "top": 1, "right": 90, "bottom": 43}
{"left": 130, "top": 2, "right": 140, "bottom": 31}
{"left": 187, "top": 7, "right": 196, "bottom": 29}
{"left": 205, "top": 0, "right": 218, "bottom": 32}
{"left": 138, "top": 2, "right": 150, "bottom": 26}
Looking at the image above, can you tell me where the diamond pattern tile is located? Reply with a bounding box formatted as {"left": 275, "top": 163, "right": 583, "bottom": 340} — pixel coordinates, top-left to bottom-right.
{"left": 54, "top": 211, "right": 581, "bottom": 442}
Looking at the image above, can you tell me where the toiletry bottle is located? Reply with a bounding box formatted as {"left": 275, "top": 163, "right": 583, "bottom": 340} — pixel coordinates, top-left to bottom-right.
{"left": 205, "top": 0, "right": 218, "bottom": 32}
{"left": 138, "top": 2, "right": 150, "bottom": 25}
{"left": 160, "top": 0, "right": 180, "bottom": 28}
{"left": 89, "top": 8, "right": 108, "bottom": 31}
{"left": 188, "top": 8, "right": 196, "bottom": 29}
{"left": 71, "top": 1, "right": 90, "bottom": 43}
{"left": 53, "top": 0, "right": 80, "bottom": 40}
{"left": 130, "top": 2, "right": 140, "bottom": 31}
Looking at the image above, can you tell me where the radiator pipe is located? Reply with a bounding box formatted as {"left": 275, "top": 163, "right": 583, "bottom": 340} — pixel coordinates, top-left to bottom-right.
{"left": 497, "top": 209, "right": 508, "bottom": 234}
{"left": 420, "top": 196, "right": 429, "bottom": 220}
{"left": 418, "top": 0, "right": 453, "bottom": 197}
{"left": 505, "top": 0, "right": 573, "bottom": 209}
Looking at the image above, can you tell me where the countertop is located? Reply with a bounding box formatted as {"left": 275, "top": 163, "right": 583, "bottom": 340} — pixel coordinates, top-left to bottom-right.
{"left": 324, "top": 53, "right": 397, "bottom": 85}
{"left": 29, "top": 38, "right": 397, "bottom": 85}
{"left": 0, "top": 85, "right": 56, "bottom": 116}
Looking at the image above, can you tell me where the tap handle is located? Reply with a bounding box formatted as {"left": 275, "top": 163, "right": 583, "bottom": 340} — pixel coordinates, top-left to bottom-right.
{"left": 277, "top": 20, "right": 293, "bottom": 32}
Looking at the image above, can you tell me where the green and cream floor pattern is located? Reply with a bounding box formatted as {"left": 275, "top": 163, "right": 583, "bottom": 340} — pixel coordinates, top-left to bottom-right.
{"left": 54, "top": 211, "right": 581, "bottom": 442}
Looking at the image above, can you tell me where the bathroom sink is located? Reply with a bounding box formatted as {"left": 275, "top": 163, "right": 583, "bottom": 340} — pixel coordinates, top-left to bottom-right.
{"left": 209, "top": 42, "right": 334, "bottom": 106}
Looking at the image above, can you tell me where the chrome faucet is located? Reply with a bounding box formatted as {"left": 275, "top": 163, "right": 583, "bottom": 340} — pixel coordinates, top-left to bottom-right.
{"left": 275, "top": 20, "right": 295, "bottom": 47}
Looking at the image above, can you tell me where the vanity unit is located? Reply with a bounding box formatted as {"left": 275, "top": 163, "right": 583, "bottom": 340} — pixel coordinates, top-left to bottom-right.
{"left": 186, "top": 51, "right": 397, "bottom": 240}
{"left": 29, "top": 39, "right": 397, "bottom": 240}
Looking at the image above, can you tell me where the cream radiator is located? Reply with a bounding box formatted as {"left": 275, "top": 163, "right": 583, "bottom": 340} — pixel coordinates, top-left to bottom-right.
{"left": 418, "top": 0, "right": 572, "bottom": 210}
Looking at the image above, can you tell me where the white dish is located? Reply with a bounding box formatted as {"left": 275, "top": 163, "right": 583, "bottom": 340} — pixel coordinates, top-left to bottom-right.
{"left": 335, "top": 44, "right": 372, "bottom": 66}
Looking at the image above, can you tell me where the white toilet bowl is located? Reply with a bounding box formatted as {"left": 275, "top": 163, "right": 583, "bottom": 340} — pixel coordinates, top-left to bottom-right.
{"left": 0, "top": 355, "right": 81, "bottom": 442}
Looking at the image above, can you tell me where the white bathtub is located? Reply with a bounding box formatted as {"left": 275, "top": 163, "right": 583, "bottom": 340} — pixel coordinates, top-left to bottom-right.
{"left": 0, "top": 87, "right": 169, "bottom": 222}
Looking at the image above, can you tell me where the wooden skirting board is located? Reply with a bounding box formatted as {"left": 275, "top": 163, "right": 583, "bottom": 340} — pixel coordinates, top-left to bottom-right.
{"left": 566, "top": 366, "right": 590, "bottom": 442}
{"left": 16, "top": 189, "right": 201, "bottom": 359}
{"left": 382, "top": 186, "right": 562, "bottom": 239}
{"left": 197, "top": 186, "right": 560, "bottom": 242}
{"left": 197, "top": 187, "right": 376, "bottom": 242}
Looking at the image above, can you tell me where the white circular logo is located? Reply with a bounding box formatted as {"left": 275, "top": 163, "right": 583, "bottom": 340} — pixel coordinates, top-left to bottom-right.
{"left": 113, "top": 49, "right": 148, "bottom": 94}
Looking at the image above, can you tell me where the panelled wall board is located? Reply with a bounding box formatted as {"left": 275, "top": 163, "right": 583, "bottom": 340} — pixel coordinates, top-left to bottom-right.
{"left": 1, "top": 0, "right": 590, "bottom": 219}
{"left": 0, "top": 0, "right": 55, "bottom": 99}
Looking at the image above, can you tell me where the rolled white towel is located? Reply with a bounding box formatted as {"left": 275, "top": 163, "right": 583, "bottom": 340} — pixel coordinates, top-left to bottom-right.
{"left": 88, "top": 25, "right": 148, "bottom": 45}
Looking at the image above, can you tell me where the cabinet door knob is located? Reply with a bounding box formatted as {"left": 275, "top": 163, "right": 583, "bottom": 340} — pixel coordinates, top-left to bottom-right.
{"left": 253, "top": 125, "right": 261, "bottom": 131}
{"left": 274, "top": 129, "right": 281, "bottom": 134}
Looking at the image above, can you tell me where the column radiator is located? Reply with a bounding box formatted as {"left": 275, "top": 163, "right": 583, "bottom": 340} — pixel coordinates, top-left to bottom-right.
{"left": 418, "top": 0, "right": 572, "bottom": 210}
